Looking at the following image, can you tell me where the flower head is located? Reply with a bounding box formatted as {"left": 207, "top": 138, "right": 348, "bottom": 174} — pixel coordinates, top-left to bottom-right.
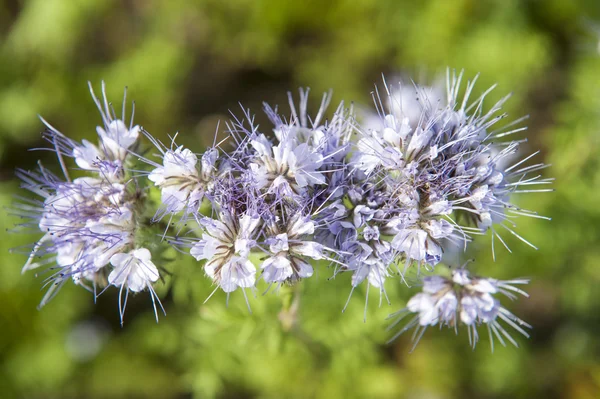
{"left": 261, "top": 214, "right": 323, "bottom": 285}
{"left": 343, "top": 69, "right": 551, "bottom": 284}
{"left": 14, "top": 73, "right": 551, "bottom": 341}
{"left": 147, "top": 144, "right": 219, "bottom": 221}
{"left": 190, "top": 211, "right": 261, "bottom": 293}
{"left": 109, "top": 248, "right": 163, "bottom": 324}
{"left": 44, "top": 82, "right": 139, "bottom": 182}
{"left": 387, "top": 267, "right": 530, "bottom": 351}
{"left": 15, "top": 82, "right": 164, "bottom": 322}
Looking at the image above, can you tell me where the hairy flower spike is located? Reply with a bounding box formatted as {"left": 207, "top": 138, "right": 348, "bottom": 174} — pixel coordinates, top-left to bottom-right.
{"left": 15, "top": 82, "right": 164, "bottom": 323}
{"left": 346, "top": 70, "right": 550, "bottom": 277}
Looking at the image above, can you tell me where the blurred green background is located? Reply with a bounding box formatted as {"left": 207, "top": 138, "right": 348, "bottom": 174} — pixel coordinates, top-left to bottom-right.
{"left": 1, "top": 0, "right": 600, "bottom": 398}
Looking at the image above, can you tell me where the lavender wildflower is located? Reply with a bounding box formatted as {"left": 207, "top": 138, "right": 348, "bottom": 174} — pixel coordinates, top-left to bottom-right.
{"left": 46, "top": 82, "right": 140, "bottom": 182}
{"left": 347, "top": 70, "right": 551, "bottom": 275}
{"left": 109, "top": 248, "right": 162, "bottom": 322}
{"left": 387, "top": 267, "right": 530, "bottom": 351}
{"left": 15, "top": 82, "right": 164, "bottom": 322}
{"left": 261, "top": 214, "right": 323, "bottom": 285}
{"left": 190, "top": 211, "right": 261, "bottom": 294}
{"left": 248, "top": 133, "right": 326, "bottom": 196}
{"left": 146, "top": 143, "right": 219, "bottom": 221}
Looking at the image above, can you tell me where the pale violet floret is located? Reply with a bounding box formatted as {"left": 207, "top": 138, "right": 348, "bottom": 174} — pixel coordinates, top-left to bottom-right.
{"left": 388, "top": 200, "right": 454, "bottom": 267}
{"left": 341, "top": 232, "right": 394, "bottom": 318}
{"left": 261, "top": 88, "right": 353, "bottom": 204}
{"left": 96, "top": 120, "right": 140, "bottom": 162}
{"left": 72, "top": 140, "right": 103, "bottom": 170}
{"left": 349, "top": 256, "right": 389, "bottom": 290}
{"left": 148, "top": 146, "right": 215, "bottom": 215}
{"left": 72, "top": 120, "right": 139, "bottom": 174}
{"left": 215, "top": 256, "right": 257, "bottom": 293}
{"left": 109, "top": 248, "right": 160, "bottom": 293}
{"left": 406, "top": 289, "right": 458, "bottom": 326}
{"left": 108, "top": 248, "right": 164, "bottom": 324}
{"left": 354, "top": 113, "right": 438, "bottom": 175}
{"left": 250, "top": 134, "right": 326, "bottom": 195}
{"left": 71, "top": 83, "right": 140, "bottom": 179}
{"left": 190, "top": 212, "right": 261, "bottom": 293}
{"left": 390, "top": 219, "right": 454, "bottom": 266}
{"left": 85, "top": 207, "right": 136, "bottom": 269}
{"left": 355, "top": 126, "right": 405, "bottom": 175}
{"left": 39, "top": 82, "right": 140, "bottom": 183}
{"left": 261, "top": 215, "right": 324, "bottom": 284}
{"left": 265, "top": 87, "right": 344, "bottom": 154}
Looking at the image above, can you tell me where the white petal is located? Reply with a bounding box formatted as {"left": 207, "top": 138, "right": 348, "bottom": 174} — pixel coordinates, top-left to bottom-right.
{"left": 351, "top": 264, "right": 369, "bottom": 287}
{"left": 148, "top": 167, "right": 166, "bottom": 185}
{"left": 366, "top": 263, "right": 387, "bottom": 288}
{"left": 220, "top": 257, "right": 256, "bottom": 292}
{"left": 471, "top": 278, "right": 498, "bottom": 294}
{"left": 239, "top": 214, "right": 260, "bottom": 238}
{"left": 290, "top": 217, "right": 315, "bottom": 236}
{"left": 426, "top": 219, "right": 454, "bottom": 239}
{"left": 269, "top": 233, "right": 290, "bottom": 253}
{"left": 73, "top": 140, "right": 102, "bottom": 170}
{"left": 132, "top": 247, "right": 152, "bottom": 261}
{"left": 190, "top": 235, "right": 222, "bottom": 261}
{"left": 382, "top": 127, "right": 401, "bottom": 146}
{"left": 460, "top": 296, "right": 478, "bottom": 325}
{"left": 292, "top": 241, "right": 323, "bottom": 259}
{"left": 391, "top": 229, "right": 428, "bottom": 261}
{"left": 250, "top": 134, "right": 273, "bottom": 158}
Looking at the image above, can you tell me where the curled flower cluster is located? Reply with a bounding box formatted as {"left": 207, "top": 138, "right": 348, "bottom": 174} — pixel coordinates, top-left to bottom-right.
{"left": 14, "top": 71, "right": 551, "bottom": 348}
{"left": 160, "top": 90, "right": 349, "bottom": 304}
{"left": 387, "top": 267, "right": 531, "bottom": 351}
{"left": 15, "top": 83, "right": 163, "bottom": 323}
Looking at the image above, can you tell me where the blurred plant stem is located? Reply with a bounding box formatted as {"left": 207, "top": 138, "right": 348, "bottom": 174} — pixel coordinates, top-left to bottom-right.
{"left": 279, "top": 282, "right": 331, "bottom": 364}
{"left": 278, "top": 283, "right": 301, "bottom": 331}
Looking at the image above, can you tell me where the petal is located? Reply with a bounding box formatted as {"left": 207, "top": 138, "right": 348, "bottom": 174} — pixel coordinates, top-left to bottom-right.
{"left": 290, "top": 217, "right": 314, "bottom": 236}
{"left": 110, "top": 252, "right": 131, "bottom": 268}
{"left": 262, "top": 256, "right": 293, "bottom": 282}
{"left": 132, "top": 248, "right": 152, "bottom": 261}
{"left": 292, "top": 258, "right": 313, "bottom": 278}
{"left": 351, "top": 264, "right": 369, "bottom": 287}
{"left": 292, "top": 241, "right": 323, "bottom": 260}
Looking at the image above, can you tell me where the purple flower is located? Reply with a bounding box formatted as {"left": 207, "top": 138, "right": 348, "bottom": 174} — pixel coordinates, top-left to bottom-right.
{"left": 147, "top": 145, "right": 219, "bottom": 220}
{"left": 387, "top": 267, "right": 530, "bottom": 351}
{"left": 190, "top": 211, "right": 261, "bottom": 293}
{"left": 261, "top": 214, "right": 323, "bottom": 285}
{"left": 16, "top": 82, "right": 164, "bottom": 323}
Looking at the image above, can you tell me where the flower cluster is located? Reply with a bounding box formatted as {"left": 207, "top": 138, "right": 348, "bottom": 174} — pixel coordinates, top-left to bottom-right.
{"left": 152, "top": 90, "right": 348, "bottom": 303}
{"left": 387, "top": 267, "right": 530, "bottom": 351}
{"left": 15, "top": 71, "right": 550, "bottom": 348}
{"left": 15, "top": 83, "right": 163, "bottom": 323}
